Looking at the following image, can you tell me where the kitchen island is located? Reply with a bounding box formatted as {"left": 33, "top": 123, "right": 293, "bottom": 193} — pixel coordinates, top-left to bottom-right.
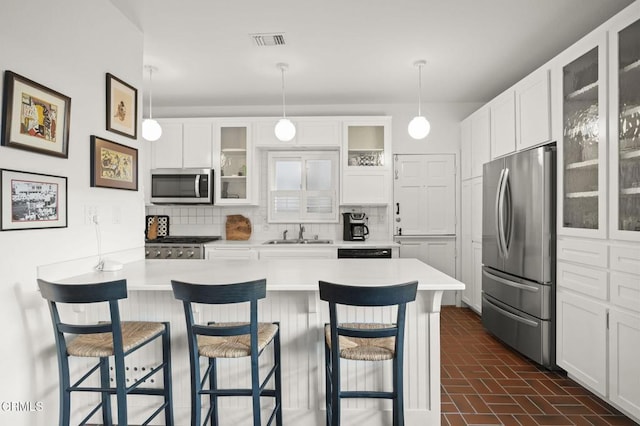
{"left": 57, "top": 258, "right": 464, "bottom": 425}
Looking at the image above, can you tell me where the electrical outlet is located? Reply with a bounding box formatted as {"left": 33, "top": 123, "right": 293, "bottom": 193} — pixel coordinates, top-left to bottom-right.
{"left": 84, "top": 205, "right": 99, "bottom": 225}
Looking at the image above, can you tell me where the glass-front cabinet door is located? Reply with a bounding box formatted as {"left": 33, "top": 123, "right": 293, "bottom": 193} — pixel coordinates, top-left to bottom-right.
{"left": 343, "top": 118, "right": 391, "bottom": 169}
{"left": 557, "top": 34, "right": 608, "bottom": 238}
{"left": 610, "top": 13, "right": 640, "bottom": 240}
{"left": 214, "top": 122, "right": 253, "bottom": 204}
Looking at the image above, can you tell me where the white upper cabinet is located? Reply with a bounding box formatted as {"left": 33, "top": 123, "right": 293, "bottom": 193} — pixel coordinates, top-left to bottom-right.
{"left": 470, "top": 107, "right": 491, "bottom": 178}
{"left": 254, "top": 118, "right": 341, "bottom": 148}
{"left": 341, "top": 117, "right": 392, "bottom": 205}
{"left": 517, "top": 68, "right": 552, "bottom": 151}
{"left": 152, "top": 120, "right": 213, "bottom": 169}
{"left": 554, "top": 31, "right": 608, "bottom": 239}
{"left": 460, "top": 118, "right": 472, "bottom": 180}
{"left": 608, "top": 7, "right": 640, "bottom": 241}
{"left": 490, "top": 89, "right": 516, "bottom": 159}
{"left": 393, "top": 154, "right": 455, "bottom": 236}
{"left": 213, "top": 121, "right": 255, "bottom": 205}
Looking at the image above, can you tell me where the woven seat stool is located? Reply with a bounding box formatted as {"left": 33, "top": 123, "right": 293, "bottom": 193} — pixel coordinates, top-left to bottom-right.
{"left": 171, "top": 278, "right": 283, "bottom": 426}
{"left": 319, "top": 280, "right": 418, "bottom": 426}
{"left": 37, "top": 278, "right": 173, "bottom": 426}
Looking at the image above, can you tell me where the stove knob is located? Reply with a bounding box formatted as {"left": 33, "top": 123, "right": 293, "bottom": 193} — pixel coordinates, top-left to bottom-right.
{"left": 166, "top": 250, "right": 172, "bottom": 257}
{"left": 145, "top": 250, "right": 150, "bottom": 258}
{"left": 187, "top": 250, "right": 195, "bottom": 258}
{"left": 176, "top": 250, "right": 184, "bottom": 257}
{"left": 154, "top": 250, "right": 162, "bottom": 258}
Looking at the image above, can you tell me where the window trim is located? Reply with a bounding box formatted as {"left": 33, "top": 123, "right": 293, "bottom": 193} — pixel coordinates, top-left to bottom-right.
{"left": 267, "top": 150, "right": 339, "bottom": 223}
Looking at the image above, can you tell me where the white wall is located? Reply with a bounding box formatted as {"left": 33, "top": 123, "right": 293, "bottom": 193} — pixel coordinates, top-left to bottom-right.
{"left": 0, "top": 1, "right": 144, "bottom": 424}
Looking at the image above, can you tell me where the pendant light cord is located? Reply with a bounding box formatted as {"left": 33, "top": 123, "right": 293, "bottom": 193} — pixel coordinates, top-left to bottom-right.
{"left": 148, "top": 67, "right": 154, "bottom": 120}
{"left": 416, "top": 63, "right": 422, "bottom": 117}
{"left": 281, "top": 66, "right": 287, "bottom": 119}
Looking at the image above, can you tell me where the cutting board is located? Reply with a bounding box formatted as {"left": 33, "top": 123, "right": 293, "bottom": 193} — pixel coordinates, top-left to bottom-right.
{"left": 225, "top": 214, "right": 251, "bottom": 240}
{"left": 145, "top": 215, "right": 169, "bottom": 240}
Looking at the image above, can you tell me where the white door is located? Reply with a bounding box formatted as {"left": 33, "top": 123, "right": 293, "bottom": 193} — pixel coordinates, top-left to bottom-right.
{"left": 394, "top": 154, "right": 455, "bottom": 236}
{"left": 609, "top": 308, "right": 640, "bottom": 420}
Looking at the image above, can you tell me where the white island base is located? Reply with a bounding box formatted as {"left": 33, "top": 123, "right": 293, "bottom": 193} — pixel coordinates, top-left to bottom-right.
{"left": 56, "top": 258, "right": 464, "bottom": 425}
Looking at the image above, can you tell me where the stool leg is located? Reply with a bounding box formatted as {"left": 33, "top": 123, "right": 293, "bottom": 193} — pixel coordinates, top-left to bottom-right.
{"left": 162, "top": 324, "right": 174, "bottom": 425}
{"left": 114, "top": 354, "right": 127, "bottom": 426}
{"left": 58, "top": 353, "right": 71, "bottom": 426}
{"left": 393, "top": 355, "right": 405, "bottom": 426}
{"left": 330, "top": 347, "right": 340, "bottom": 426}
{"left": 209, "top": 358, "right": 218, "bottom": 426}
{"left": 191, "top": 354, "right": 202, "bottom": 426}
{"left": 99, "top": 357, "right": 112, "bottom": 425}
{"left": 274, "top": 326, "right": 283, "bottom": 426}
{"left": 324, "top": 341, "right": 331, "bottom": 426}
{"left": 251, "top": 349, "right": 261, "bottom": 426}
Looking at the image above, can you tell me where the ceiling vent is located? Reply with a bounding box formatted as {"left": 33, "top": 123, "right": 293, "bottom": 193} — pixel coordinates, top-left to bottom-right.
{"left": 251, "top": 33, "right": 286, "bottom": 47}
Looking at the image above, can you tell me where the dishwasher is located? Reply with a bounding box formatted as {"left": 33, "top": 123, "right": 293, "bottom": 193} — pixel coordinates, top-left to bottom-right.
{"left": 337, "top": 248, "right": 392, "bottom": 258}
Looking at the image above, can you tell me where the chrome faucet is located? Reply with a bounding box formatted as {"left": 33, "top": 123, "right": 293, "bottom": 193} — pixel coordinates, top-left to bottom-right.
{"left": 298, "top": 224, "right": 305, "bottom": 240}
{"left": 282, "top": 229, "right": 288, "bottom": 240}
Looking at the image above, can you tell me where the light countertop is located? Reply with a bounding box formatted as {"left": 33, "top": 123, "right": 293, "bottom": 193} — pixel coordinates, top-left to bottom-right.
{"left": 205, "top": 240, "right": 399, "bottom": 248}
{"left": 59, "top": 258, "right": 464, "bottom": 292}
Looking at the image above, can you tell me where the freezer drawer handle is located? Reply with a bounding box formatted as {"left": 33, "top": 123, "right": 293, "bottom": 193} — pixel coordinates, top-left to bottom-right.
{"left": 484, "top": 296, "right": 539, "bottom": 327}
{"left": 483, "top": 269, "right": 540, "bottom": 293}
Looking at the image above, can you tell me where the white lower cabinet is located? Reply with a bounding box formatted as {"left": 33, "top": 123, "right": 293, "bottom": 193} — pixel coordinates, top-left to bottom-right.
{"left": 259, "top": 247, "right": 336, "bottom": 259}
{"left": 556, "top": 238, "right": 640, "bottom": 424}
{"left": 206, "top": 247, "right": 258, "bottom": 260}
{"left": 461, "top": 242, "right": 482, "bottom": 314}
{"left": 556, "top": 288, "right": 608, "bottom": 396}
{"left": 609, "top": 308, "right": 640, "bottom": 420}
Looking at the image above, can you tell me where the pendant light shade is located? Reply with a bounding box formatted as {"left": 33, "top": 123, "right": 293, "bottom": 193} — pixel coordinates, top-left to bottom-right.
{"left": 274, "top": 63, "right": 296, "bottom": 142}
{"left": 142, "top": 65, "right": 162, "bottom": 141}
{"left": 408, "top": 60, "right": 431, "bottom": 140}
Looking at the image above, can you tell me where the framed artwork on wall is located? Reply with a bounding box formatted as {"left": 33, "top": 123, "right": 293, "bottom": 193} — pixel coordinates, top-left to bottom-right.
{"left": 106, "top": 73, "right": 138, "bottom": 139}
{"left": 1, "top": 71, "right": 71, "bottom": 158}
{"left": 90, "top": 135, "right": 138, "bottom": 191}
{"left": 0, "top": 169, "right": 68, "bottom": 231}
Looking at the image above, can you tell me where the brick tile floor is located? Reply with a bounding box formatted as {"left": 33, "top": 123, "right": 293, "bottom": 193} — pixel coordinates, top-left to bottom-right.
{"left": 440, "top": 307, "right": 638, "bottom": 426}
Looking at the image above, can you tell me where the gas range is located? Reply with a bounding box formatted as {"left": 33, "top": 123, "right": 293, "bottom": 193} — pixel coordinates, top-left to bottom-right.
{"left": 145, "top": 236, "right": 221, "bottom": 259}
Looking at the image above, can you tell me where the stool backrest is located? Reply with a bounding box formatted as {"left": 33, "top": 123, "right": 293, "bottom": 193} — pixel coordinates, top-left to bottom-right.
{"left": 171, "top": 279, "right": 267, "bottom": 357}
{"left": 319, "top": 280, "right": 418, "bottom": 356}
{"left": 37, "top": 278, "right": 128, "bottom": 357}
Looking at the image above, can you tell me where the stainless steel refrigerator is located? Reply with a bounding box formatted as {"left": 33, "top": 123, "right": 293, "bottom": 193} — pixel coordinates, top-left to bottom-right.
{"left": 481, "top": 144, "right": 556, "bottom": 368}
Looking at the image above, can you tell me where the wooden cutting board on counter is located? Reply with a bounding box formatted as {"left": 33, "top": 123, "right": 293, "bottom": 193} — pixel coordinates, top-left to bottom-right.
{"left": 225, "top": 214, "right": 251, "bottom": 240}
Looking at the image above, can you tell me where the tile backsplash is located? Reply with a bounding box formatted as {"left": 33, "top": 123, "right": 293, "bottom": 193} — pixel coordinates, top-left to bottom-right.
{"left": 145, "top": 205, "right": 391, "bottom": 242}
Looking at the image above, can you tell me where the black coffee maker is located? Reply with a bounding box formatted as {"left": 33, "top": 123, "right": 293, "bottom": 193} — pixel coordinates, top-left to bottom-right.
{"left": 343, "top": 212, "right": 369, "bottom": 241}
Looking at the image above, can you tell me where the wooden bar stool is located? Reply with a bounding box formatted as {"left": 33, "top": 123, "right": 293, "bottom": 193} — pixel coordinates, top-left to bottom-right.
{"left": 171, "top": 278, "right": 283, "bottom": 426}
{"left": 37, "top": 278, "right": 173, "bottom": 426}
{"left": 319, "top": 280, "right": 418, "bottom": 426}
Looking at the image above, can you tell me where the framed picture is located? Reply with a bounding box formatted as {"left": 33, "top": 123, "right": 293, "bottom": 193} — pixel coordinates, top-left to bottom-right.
{"left": 1, "top": 71, "right": 71, "bottom": 158}
{"left": 90, "top": 135, "right": 138, "bottom": 191}
{"left": 1, "top": 169, "right": 68, "bottom": 231}
{"left": 106, "top": 73, "right": 138, "bottom": 139}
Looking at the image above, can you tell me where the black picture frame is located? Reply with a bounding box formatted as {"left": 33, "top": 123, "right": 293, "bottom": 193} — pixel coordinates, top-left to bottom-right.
{"left": 106, "top": 73, "right": 138, "bottom": 139}
{"left": 1, "top": 71, "right": 71, "bottom": 158}
{"left": 0, "top": 169, "right": 68, "bottom": 231}
{"left": 90, "top": 135, "right": 138, "bottom": 191}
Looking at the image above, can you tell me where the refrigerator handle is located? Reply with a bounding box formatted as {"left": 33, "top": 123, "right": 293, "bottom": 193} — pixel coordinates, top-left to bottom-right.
{"left": 501, "top": 168, "right": 511, "bottom": 255}
{"left": 498, "top": 168, "right": 509, "bottom": 258}
{"left": 495, "top": 168, "right": 505, "bottom": 257}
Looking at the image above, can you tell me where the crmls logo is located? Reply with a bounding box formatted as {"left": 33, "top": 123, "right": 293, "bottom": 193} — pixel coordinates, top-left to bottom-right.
{"left": 1, "top": 401, "right": 44, "bottom": 412}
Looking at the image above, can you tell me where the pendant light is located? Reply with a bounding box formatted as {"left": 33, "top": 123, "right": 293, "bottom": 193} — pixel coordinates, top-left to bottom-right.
{"left": 142, "top": 65, "right": 162, "bottom": 141}
{"left": 274, "top": 63, "right": 296, "bottom": 142}
{"left": 408, "top": 60, "right": 431, "bottom": 140}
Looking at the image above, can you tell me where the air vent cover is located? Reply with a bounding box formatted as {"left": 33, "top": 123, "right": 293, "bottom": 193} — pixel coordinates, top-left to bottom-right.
{"left": 250, "top": 33, "right": 286, "bottom": 47}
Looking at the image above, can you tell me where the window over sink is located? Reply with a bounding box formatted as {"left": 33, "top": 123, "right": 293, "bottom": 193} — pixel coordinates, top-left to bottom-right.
{"left": 267, "top": 150, "right": 339, "bottom": 223}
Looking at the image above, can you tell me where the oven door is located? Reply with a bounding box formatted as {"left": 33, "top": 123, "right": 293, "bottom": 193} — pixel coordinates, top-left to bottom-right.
{"left": 151, "top": 168, "right": 213, "bottom": 204}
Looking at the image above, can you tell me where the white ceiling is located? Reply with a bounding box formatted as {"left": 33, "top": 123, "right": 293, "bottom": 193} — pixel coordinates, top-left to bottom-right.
{"left": 110, "top": 0, "right": 634, "bottom": 108}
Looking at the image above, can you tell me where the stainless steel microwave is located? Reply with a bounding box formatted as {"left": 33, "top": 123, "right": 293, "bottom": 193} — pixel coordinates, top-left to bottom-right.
{"left": 150, "top": 168, "right": 214, "bottom": 204}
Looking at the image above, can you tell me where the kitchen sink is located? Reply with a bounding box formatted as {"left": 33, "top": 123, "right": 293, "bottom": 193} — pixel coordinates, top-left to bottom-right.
{"left": 263, "top": 239, "right": 333, "bottom": 245}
